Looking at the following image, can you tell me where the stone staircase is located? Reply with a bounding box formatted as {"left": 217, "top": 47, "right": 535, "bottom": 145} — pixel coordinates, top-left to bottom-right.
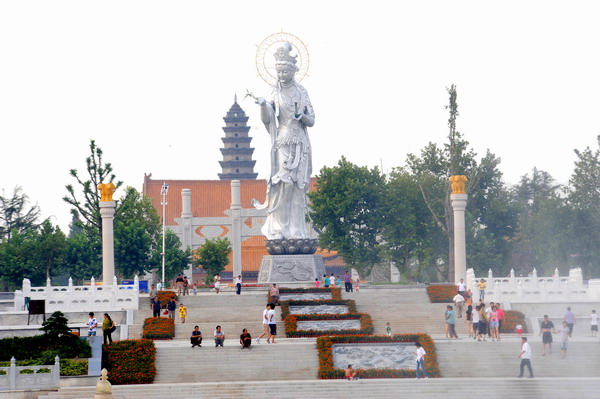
{"left": 39, "top": 378, "right": 600, "bottom": 399}
{"left": 344, "top": 288, "right": 469, "bottom": 336}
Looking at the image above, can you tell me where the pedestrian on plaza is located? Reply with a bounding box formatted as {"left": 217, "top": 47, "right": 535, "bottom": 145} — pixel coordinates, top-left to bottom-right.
{"left": 256, "top": 303, "right": 271, "bottom": 344}
{"left": 175, "top": 274, "right": 184, "bottom": 295}
{"left": 465, "top": 289, "right": 473, "bottom": 307}
{"left": 472, "top": 305, "right": 480, "bottom": 340}
{"left": 458, "top": 278, "right": 466, "bottom": 297}
{"left": 179, "top": 303, "right": 187, "bottom": 323}
{"left": 87, "top": 312, "right": 98, "bottom": 337}
{"left": 489, "top": 305, "right": 499, "bottom": 341}
{"left": 345, "top": 365, "right": 358, "bottom": 381}
{"left": 192, "top": 284, "right": 198, "bottom": 296}
{"left": 151, "top": 297, "right": 161, "bottom": 318}
{"left": 270, "top": 284, "right": 280, "bottom": 305}
{"left": 336, "top": 276, "right": 342, "bottom": 289}
{"left": 444, "top": 306, "right": 449, "bottom": 338}
{"left": 182, "top": 276, "right": 189, "bottom": 296}
{"left": 149, "top": 284, "right": 157, "bottom": 304}
{"left": 415, "top": 342, "right": 429, "bottom": 379}
{"left": 240, "top": 328, "right": 252, "bottom": 350}
{"left": 555, "top": 321, "right": 570, "bottom": 358}
{"left": 564, "top": 307, "right": 576, "bottom": 337}
{"left": 539, "top": 314, "right": 555, "bottom": 356}
{"left": 466, "top": 304, "right": 474, "bottom": 338}
{"left": 518, "top": 337, "right": 534, "bottom": 378}
{"left": 453, "top": 292, "right": 465, "bottom": 318}
{"left": 446, "top": 305, "right": 458, "bottom": 339}
{"left": 591, "top": 309, "right": 598, "bottom": 337}
{"left": 102, "top": 313, "right": 115, "bottom": 345}
{"left": 496, "top": 303, "right": 505, "bottom": 338}
{"left": 235, "top": 275, "right": 242, "bottom": 295}
{"left": 213, "top": 274, "right": 221, "bottom": 294}
{"left": 485, "top": 302, "right": 495, "bottom": 337}
{"left": 355, "top": 278, "right": 360, "bottom": 292}
{"left": 477, "top": 304, "right": 488, "bottom": 341}
{"left": 515, "top": 323, "right": 524, "bottom": 337}
{"left": 344, "top": 271, "right": 353, "bottom": 293}
{"left": 314, "top": 278, "right": 320, "bottom": 288}
{"left": 267, "top": 303, "right": 277, "bottom": 344}
{"left": 478, "top": 279, "right": 486, "bottom": 300}
{"left": 167, "top": 297, "right": 177, "bottom": 320}
{"left": 214, "top": 325, "right": 225, "bottom": 347}
{"left": 324, "top": 274, "right": 330, "bottom": 288}
{"left": 190, "top": 325, "right": 202, "bottom": 347}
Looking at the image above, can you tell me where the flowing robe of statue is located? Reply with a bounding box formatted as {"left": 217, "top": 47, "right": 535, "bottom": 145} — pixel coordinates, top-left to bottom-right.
{"left": 253, "top": 81, "right": 314, "bottom": 240}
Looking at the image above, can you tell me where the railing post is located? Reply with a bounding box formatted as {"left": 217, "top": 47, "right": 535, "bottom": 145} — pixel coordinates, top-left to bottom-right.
{"left": 9, "top": 357, "right": 16, "bottom": 390}
{"left": 52, "top": 356, "right": 60, "bottom": 387}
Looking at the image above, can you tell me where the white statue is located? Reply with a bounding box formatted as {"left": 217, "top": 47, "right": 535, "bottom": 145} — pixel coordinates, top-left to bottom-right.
{"left": 251, "top": 42, "right": 315, "bottom": 240}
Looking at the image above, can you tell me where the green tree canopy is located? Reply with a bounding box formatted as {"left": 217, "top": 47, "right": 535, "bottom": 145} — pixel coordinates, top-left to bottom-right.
{"left": 0, "top": 186, "right": 41, "bottom": 241}
{"left": 193, "top": 238, "right": 231, "bottom": 281}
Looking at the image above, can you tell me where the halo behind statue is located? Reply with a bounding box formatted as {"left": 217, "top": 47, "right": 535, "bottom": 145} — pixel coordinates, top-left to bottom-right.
{"left": 256, "top": 32, "right": 309, "bottom": 86}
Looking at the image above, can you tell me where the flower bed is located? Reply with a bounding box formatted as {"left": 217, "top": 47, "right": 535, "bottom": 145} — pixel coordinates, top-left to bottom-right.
{"left": 142, "top": 317, "right": 175, "bottom": 340}
{"left": 285, "top": 313, "right": 373, "bottom": 338}
{"left": 279, "top": 300, "right": 357, "bottom": 320}
{"left": 269, "top": 287, "right": 342, "bottom": 302}
{"left": 156, "top": 290, "right": 178, "bottom": 304}
{"left": 500, "top": 310, "right": 528, "bottom": 333}
{"left": 426, "top": 284, "right": 457, "bottom": 303}
{"left": 102, "top": 339, "right": 156, "bottom": 385}
{"left": 317, "top": 334, "right": 440, "bottom": 379}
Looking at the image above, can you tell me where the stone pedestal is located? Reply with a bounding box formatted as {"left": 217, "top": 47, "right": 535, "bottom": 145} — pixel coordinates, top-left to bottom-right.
{"left": 99, "top": 201, "right": 116, "bottom": 286}
{"left": 451, "top": 193, "right": 468, "bottom": 285}
{"left": 258, "top": 254, "right": 326, "bottom": 284}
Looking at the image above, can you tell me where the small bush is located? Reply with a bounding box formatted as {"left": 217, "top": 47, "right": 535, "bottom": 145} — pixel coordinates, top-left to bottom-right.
{"left": 0, "top": 370, "right": 6, "bottom": 375}
{"left": 156, "top": 291, "right": 178, "bottom": 304}
{"left": 60, "top": 359, "right": 88, "bottom": 376}
{"left": 142, "top": 317, "right": 175, "bottom": 340}
{"left": 0, "top": 334, "right": 91, "bottom": 362}
{"left": 426, "top": 284, "right": 458, "bottom": 303}
{"left": 20, "top": 368, "right": 34, "bottom": 374}
{"left": 102, "top": 339, "right": 156, "bottom": 385}
{"left": 501, "top": 310, "right": 528, "bottom": 333}
{"left": 37, "top": 368, "right": 51, "bottom": 373}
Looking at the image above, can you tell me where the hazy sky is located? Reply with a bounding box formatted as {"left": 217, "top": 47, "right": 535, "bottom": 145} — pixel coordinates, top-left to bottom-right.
{"left": 1, "top": 1, "right": 599, "bottom": 232}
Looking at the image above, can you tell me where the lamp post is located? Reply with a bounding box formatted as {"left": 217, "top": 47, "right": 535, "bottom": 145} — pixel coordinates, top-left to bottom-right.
{"left": 160, "top": 182, "right": 169, "bottom": 290}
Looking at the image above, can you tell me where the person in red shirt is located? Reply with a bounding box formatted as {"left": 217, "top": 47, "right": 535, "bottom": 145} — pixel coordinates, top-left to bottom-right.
{"left": 496, "top": 303, "right": 505, "bottom": 339}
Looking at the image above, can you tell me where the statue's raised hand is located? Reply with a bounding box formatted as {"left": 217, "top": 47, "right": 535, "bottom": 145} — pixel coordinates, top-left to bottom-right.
{"left": 255, "top": 97, "right": 266, "bottom": 106}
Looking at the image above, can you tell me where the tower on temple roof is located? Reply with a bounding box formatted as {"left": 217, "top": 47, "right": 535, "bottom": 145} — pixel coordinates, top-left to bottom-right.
{"left": 218, "top": 96, "right": 258, "bottom": 180}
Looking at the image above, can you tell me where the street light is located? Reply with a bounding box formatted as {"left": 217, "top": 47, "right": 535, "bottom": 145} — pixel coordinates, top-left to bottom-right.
{"left": 160, "top": 182, "right": 169, "bottom": 291}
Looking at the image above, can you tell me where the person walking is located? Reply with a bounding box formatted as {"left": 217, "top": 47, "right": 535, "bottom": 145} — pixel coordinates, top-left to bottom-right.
{"left": 458, "top": 278, "right": 466, "bottom": 297}
{"left": 496, "top": 303, "right": 505, "bottom": 339}
{"left": 471, "top": 305, "right": 480, "bottom": 340}
{"left": 179, "top": 303, "right": 187, "bottom": 324}
{"left": 235, "top": 275, "right": 242, "bottom": 295}
{"left": 270, "top": 284, "right": 280, "bottom": 305}
{"left": 591, "top": 309, "right": 598, "bottom": 337}
{"left": 415, "top": 342, "right": 429, "bottom": 379}
{"left": 175, "top": 274, "right": 184, "bottom": 295}
{"left": 214, "top": 325, "right": 225, "bottom": 347}
{"left": 564, "top": 307, "right": 576, "bottom": 337}
{"left": 149, "top": 284, "right": 157, "bottom": 304}
{"left": 465, "top": 304, "right": 474, "bottom": 338}
{"left": 214, "top": 274, "right": 221, "bottom": 294}
{"left": 518, "top": 337, "right": 534, "bottom": 378}
{"left": 386, "top": 322, "right": 392, "bottom": 336}
{"left": 182, "top": 276, "right": 189, "bottom": 296}
{"left": 539, "top": 314, "right": 555, "bottom": 355}
{"left": 240, "top": 328, "right": 252, "bottom": 350}
{"left": 167, "top": 297, "right": 177, "bottom": 320}
{"left": 489, "top": 305, "right": 499, "bottom": 341}
{"left": 102, "top": 313, "right": 115, "bottom": 345}
{"left": 256, "top": 303, "right": 270, "bottom": 344}
{"left": 555, "top": 321, "right": 570, "bottom": 358}
{"left": 190, "top": 326, "right": 202, "bottom": 347}
{"left": 267, "top": 303, "right": 277, "bottom": 344}
{"left": 453, "top": 292, "right": 465, "bottom": 318}
{"left": 478, "top": 279, "right": 486, "bottom": 300}
{"left": 477, "top": 304, "right": 488, "bottom": 341}
{"left": 355, "top": 278, "right": 360, "bottom": 292}
{"left": 344, "top": 271, "right": 353, "bottom": 292}
{"left": 151, "top": 297, "right": 161, "bottom": 318}
{"left": 446, "top": 305, "right": 458, "bottom": 339}
{"left": 324, "top": 274, "right": 330, "bottom": 288}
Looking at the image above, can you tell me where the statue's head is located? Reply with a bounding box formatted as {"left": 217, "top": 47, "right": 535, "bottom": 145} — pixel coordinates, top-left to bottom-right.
{"left": 274, "top": 42, "right": 298, "bottom": 85}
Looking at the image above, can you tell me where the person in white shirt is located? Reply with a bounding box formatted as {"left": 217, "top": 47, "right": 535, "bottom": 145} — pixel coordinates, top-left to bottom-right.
{"left": 591, "top": 310, "right": 598, "bottom": 337}
{"left": 415, "top": 342, "right": 429, "bottom": 379}
{"left": 453, "top": 293, "right": 465, "bottom": 318}
{"left": 87, "top": 312, "right": 98, "bottom": 337}
{"left": 518, "top": 337, "right": 534, "bottom": 378}
{"left": 485, "top": 302, "right": 494, "bottom": 337}
{"left": 256, "top": 303, "right": 270, "bottom": 344}
{"left": 266, "top": 303, "right": 277, "bottom": 344}
{"left": 555, "top": 321, "right": 570, "bottom": 358}
{"left": 458, "top": 278, "right": 466, "bottom": 296}
{"left": 235, "top": 275, "right": 242, "bottom": 295}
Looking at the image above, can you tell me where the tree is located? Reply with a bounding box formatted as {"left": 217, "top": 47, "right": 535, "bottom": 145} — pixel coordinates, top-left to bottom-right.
{"left": 0, "top": 232, "right": 38, "bottom": 289}
{"left": 40, "top": 311, "right": 71, "bottom": 341}
{"left": 0, "top": 186, "right": 41, "bottom": 241}
{"left": 63, "top": 140, "right": 123, "bottom": 237}
{"left": 194, "top": 238, "right": 231, "bottom": 282}
{"left": 150, "top": 230, "right": 192, "bottom": 283}
{"left": 31, "top": 220, "right": 67, "bottom": 279}
{"left": 309, "top": 157, "right": 386, "bottom": 277}
{"left": 63, "top": 228, "right": 102, "bottom": 282}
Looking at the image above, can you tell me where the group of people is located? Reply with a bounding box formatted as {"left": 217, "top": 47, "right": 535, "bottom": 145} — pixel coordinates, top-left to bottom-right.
{"left": 86, "top": 311, "right": 116, "bottom": 345}
{"left": 315, "top": 271, "right": 360, "bottom": 293}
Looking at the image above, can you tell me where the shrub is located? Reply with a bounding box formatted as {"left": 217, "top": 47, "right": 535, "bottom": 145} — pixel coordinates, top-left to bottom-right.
{"left": 102, "top": 339, "right": 156, "bottom": 385}
{"left": 37, "top": 368, "right": 51, "bottom": 373}
{"left": 20, "top": 368, "right": 34, "bottom": 374}
{"left": 60, "top": 359, "right": 88, "bottom": 376}
{"left": 40, "top": 311, "right": 71, "bottom": 341}
{"left": 0, "top": 334, "right": 91, "bottom": 362}
{"left": 285, "top": 313, "right": 373, "bottom": 338}
{"left": 500, "top": 310, "right": 528, "bottom": 333}
{"left": 426, "top": 284, "right": 457, "bottom": 303}
{"left": 156, "top": 290, "right": 178, "bottom": 304}
{"left": 317, "top": 334, "right": 440, "bottom": 379}
{"left": 142, "top": 317, "right": 175, "bottom": 340}
{"left": 279, "top": 300, "right": 357, "bottom": 320}
{"left": 0, "top": 370, "right": 6, "bottom": 375}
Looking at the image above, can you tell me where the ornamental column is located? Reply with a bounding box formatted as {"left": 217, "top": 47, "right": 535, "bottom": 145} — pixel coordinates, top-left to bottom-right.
{"left": 450, "top": 175, "right": 468, "bottom": 285}
{"left": 98, "top": 183, "right": 117, "bottom": 286}
{"left": 230, "top": 180, "right": 242, "bottom": 278}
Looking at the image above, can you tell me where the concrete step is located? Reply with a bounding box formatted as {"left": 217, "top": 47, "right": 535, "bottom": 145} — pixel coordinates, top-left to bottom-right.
{"left": 39, "top": 378, "right": 600, "bottom": 399}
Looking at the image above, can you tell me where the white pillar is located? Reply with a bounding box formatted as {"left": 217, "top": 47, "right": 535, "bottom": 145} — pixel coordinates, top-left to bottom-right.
{"left": 451, "top": 193, "right": 468, "bottom": 284}
{"left": 100, "top": 201, "right": 116, "bottom": 286}
{"left": 181, "top": 189, "right": 193, "bottom": 278}
{"left": 230, "top": 180, "right": 242, "bottom": 279}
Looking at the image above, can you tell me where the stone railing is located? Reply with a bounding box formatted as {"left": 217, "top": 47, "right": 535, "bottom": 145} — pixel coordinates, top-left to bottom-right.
{"left": 14, "top": 276, "right": 140, "bottom": 312}
{"left": 0, "top": 356, "right": 60, "bottom": 392}
{"left": 466, "top": 267, "right": 600, "bottom": 303}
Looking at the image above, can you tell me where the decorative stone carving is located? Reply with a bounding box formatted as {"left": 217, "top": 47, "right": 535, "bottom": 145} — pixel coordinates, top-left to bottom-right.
{"left": 258, "top": 254, "right": 326, "bottom": 283}
{"left": 265, "top": 238, "right": 318, "bottom": 255}
{"left": 97, "top": 183, "right": 116, "bottom": 202}
{"left": 449, "top": 175, "right": 467, "bottom": 194}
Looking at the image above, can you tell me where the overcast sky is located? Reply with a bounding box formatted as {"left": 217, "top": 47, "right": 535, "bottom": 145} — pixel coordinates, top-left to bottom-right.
{"left": 1, "top": 1, "right": 599, "bottom": 232}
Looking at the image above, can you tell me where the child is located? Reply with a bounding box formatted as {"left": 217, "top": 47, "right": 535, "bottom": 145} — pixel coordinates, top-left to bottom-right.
{"left": 478, "top": 279, "right": 486, "bottom": 300}
{"left": 591, "top": 310, "right": 598, "bottom": 337}
{"left": 345, "top": 364, "right": 358, "bottom": 381}
{"left": 314, "top": 278, "right": 320, "bottom": 288}
{"left": 336, "top": 276, "right": 342, "bottom": 288}
{"left": 192, "top": 284, "right": 198, "bottom": 296}
{"left": 386, "top": 322, "right": 392, "bottom": 336}
{"left": 555, "top": 321, "right": 570, "bottom": 358}
{"left": 515, "top": 323, "right": 524, "bottom": 337}
{"left": 179, "top": 303, "right": 187, "bottom": 324}
{"left": 355, "top": 278, "right": 360, "bottom": 292}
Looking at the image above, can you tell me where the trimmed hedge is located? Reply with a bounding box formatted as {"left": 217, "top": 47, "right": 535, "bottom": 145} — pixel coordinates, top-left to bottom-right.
{"left": 285, "top": 313, "right": 373, "bottom": 338}
{"left": 156, "top": 290, "right": 178, "bottom": 304}
{"left": 426, "top": 284, "right": 458, "bottom": 303}
{"left": 102, "top": 339, "right": 156, "bottom": 385}
{"left": 0, "top": 335, "right": 91, "bottom": 362}
{"left": 279, "top": 300, "right": 357, "bottom": 320}
{"left": 500, "top": 310, "right": 528, "bottom": 333}
{"left": 142, "top": 317, "right": 175, "bottom": 340}
{"left": 317, "top": 333, "right": 440, "bottom": 379}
